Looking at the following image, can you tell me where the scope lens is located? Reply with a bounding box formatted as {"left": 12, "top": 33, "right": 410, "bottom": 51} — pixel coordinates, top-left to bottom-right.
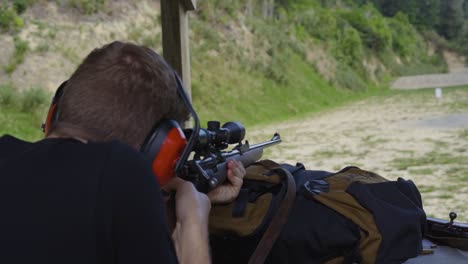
{"left": 222, "top": 122, "right": 245, "bottom": 144}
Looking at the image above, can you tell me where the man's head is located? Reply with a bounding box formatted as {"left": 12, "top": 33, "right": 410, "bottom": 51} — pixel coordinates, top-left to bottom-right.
{"left": 48, "top": 41, "right": 189, "bottom": 148}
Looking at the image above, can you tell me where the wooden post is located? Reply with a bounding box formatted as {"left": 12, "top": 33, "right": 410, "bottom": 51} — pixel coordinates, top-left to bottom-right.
{"left": 160, "top": 0, "right": 196, "bottom": 102}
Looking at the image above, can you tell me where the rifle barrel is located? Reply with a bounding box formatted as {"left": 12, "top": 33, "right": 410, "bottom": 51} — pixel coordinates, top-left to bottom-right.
{"left": 247, "top": 133, "right": 281, "bottom": 151}
{"left": 196, "top": 133, "right": 281, "bottom": 169}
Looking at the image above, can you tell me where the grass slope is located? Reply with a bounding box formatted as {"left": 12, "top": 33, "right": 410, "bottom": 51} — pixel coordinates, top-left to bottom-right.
{"left": 0, "top": 0, "right": 453, "bottom": 141}
{"left": 0, "top": 107, "right": 46, "bottom": 141}
{"left": 192, "top": 51, "right": 384, "bottom": 128}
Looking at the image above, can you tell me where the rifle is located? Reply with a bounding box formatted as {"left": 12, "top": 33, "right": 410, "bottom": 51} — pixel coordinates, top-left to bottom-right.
{"left": 170, "top": 74, "right": 281, "bottom": 192}
{"left": 179, "top": 121, "right": 281, "bottom": 192}
{"left": 427, "top": 213, "right": 468, "bottom": 238}
{"left": 172, "top": 74, "right": 281, "bottom": 192}
{"left": 425, "top": 212, "right": 468, "bottom": 251}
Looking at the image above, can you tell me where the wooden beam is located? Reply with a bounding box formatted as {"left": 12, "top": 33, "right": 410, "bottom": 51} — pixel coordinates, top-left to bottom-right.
{"left": 160, "top": 0, "right": 194, "bottom": 102}
{"left": 181, "top": 0, "right": 197, "bottom": 11}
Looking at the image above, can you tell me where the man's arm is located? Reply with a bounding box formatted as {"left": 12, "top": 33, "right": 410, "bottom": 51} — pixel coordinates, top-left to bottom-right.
{"left": 165, "top": 178, "right": 211, "bottom": 263}
{"left": 108, "top": 142, "right": 212, "bottom": 263}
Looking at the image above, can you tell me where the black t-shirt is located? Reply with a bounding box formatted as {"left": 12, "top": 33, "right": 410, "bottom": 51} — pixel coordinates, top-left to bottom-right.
{"left": 0, "top": 135, "right": 178, "bottom": 264}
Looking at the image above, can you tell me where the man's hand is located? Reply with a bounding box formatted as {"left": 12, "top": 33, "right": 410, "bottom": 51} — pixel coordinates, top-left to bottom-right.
{"left": 163, "top": 177, "right": 211, "bottom": 225}
{"left": 207, "top": 160, "right": 246, "bottom": 204}
{"left": 163, "top": 178, "right": 211, "bottom": 264}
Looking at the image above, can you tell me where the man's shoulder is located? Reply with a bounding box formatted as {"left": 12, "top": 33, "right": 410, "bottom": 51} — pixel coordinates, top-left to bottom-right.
{"left": 102, "top": 140, "right": 154, "bottom": 181}
{"left": 0, "top": 135, "right": 148, "bottom": 170}
{"left": 54, "top": 139, "right": 151, "bottom": 175}
{"left": 0, "top": 134, "right": 30, "bottom": 147}
{"left": 101, "top": 140, "right": 149, "bottom": 167}
{"left": 0, "top": 135, "right": 32, "bottom": 158}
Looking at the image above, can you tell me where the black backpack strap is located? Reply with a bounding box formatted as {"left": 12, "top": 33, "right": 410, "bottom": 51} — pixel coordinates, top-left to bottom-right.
{"left": 232, "top": 188, "right": 250, "bottom": 218}
{"left": 248, "top": 160, "right": 297, "bottom": 264}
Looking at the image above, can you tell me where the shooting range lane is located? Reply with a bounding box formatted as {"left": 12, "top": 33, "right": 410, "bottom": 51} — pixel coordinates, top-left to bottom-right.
{"left": 404, "top": 243, "right": 468, "bottom": 263}
{"left": 410, "top": 112, "right": 468, "bottom": 129}
{"left": 248, "top": 88, "right": 468, "bottom": 222}
{"left": 391, "top": 51, "right": 468, "bottom": 90}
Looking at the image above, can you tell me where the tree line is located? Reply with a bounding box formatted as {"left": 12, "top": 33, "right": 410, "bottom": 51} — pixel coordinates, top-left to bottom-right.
{"left": 366, "top": 0, "right": 467, "bottom": 40}
{"left": 252, "top": 0, "right": 468, "bottom": 41}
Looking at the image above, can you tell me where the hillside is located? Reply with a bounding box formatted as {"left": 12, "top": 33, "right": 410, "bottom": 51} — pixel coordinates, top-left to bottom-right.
{"left": 0, "top": 0, "right": 462, "bottom": 141}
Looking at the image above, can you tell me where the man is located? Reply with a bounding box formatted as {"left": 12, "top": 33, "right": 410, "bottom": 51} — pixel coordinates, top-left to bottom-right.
{"left": 0, "top": 41, "right": 245, "bottom": 263}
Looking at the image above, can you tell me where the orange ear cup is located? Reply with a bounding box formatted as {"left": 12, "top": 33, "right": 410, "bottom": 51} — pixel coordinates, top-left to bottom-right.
{"left": 43, "top": 81, "right": 67, "bottom": 136}
{"left": 44, "top": 103, "right": 57, "bottom": 136}
{"left": 151, "top": 125, "right": 187, "bottom": 186}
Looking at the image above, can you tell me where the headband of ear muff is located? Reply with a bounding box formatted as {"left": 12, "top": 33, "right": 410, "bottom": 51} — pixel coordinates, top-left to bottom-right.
{"left": 43, "top": 80, "right": 67, "bottom": 136}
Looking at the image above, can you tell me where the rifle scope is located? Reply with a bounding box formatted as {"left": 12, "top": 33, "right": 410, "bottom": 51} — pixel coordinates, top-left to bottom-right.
{"left": 184, "top": 121, "right": 246, "bottom": 150}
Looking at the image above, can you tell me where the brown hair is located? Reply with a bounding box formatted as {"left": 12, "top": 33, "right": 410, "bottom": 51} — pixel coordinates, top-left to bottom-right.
{"left": 50, "top": 41, "right": 189, "bottom": 147}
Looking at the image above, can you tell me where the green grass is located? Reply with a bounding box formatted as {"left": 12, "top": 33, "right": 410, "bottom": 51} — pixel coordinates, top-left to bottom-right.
{"left": 1, "top": 48, "right": 385, "bottom": 142}
{"left": 408, "top": 168, "right": 435, "bottom": 175}
{"left": 446, "top": 167, "right": 467, "bottom": 175}
{"left": 456, "top": 174, "right": 468, "bottom": 181}
{"left": 192, "top": 52, "right": 384, "bottom": 128}
{"left": 4, "top": 36, "right": 29, "bottom": 74}
{"left": 418, "top": 185, "right": 436, "bottom": 193}
{"left": 69, "top": 0, "right": 107, "bottom": 14}
{"left": 0, "top": 84, "right": 49, "bottom": 141}
{"left": 0, "top": 107, "right": 46, "bottom": 141}
{"left": 313, "top": 149, "right": 353, "bottom": 159}
{"left": 424, "top": 139, "right": 450, "bottom": 149}
{"left": 436, "top": 194, "right": 454, "bottom": 199}
{"left": 360, "top": 135, "right": 389, "bottom": 148}
{"left": 2, "top": 0, "right": 456, "bottom": 142}
{"left": 0, "top": 2, "right": 24, "bottom": 32}
{"left": 2, "top": 1, "right": 466, "bottom": 143}
{"left": 443, "top": 185, "right": 463, "bottom": 192}
{"left": 459, "top": 130, "right": 468, "bottom": 140}
{"left": 392, "top": 151, "right": 468, "bottom": 170}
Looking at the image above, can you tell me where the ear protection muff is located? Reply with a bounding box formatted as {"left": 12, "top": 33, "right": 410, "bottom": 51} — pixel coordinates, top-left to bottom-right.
{"left": 140, "top": 73, "right": 192, "bottom": 186}
{"left": 140, "top": 120, "right": 187, "bottom": 186}
{"left": 42, "top": 80, "right": 67, "bottom": 136}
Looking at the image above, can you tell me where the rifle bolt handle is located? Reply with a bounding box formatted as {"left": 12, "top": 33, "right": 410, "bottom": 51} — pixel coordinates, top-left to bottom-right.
{"left": 209, "top": 178, "right": 218, "bottom": 189}
{"left": 449, "top": 212, "right": 457, "bottom": 224}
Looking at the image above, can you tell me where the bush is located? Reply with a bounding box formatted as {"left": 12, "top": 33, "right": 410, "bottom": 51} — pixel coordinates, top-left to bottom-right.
{"left": 69, "top": 0, "right": 106, "bottom": 14}
{"left": 335, "top": 24, "right": 363, "bottom": 65}
{"left": 213, "top": 0, "right": 241, "bottom": 18}
{"left": 340, "top": 4, "right": 392, "bottom": 51}
{"left": 298, "top": 9, "right": 338, "bottom": 40}
{"left": 4, "top": 37, "right": 29, "bottom": 74}
{"left": 0, "top": 84, "right": 49, "bottom": 113}
{"left": 389, "top": 12, "right": 422, "bottom": 57}
{"left": 452, "top": 22, "right": 468, "bottom": 61}
{"left": 13, "top": 0, "right": 29, "bottom": 14}
{"left": 20, "top": 87, "right": 49, "bottom": 113}
{"left": 0, "top": 3, "right": 24, "bottom": 32}
{"left": 0, "top": 84, "right": 18, "bottom": 107}
{"left": 248, "top": 19, "right": 302, "bottom": 84}
{"left": 335, "top": 65, "right": 368, "bottom": 90}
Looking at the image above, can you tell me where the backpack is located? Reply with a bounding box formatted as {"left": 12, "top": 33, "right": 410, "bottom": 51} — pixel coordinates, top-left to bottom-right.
{"left": 209, "top": 160, "right": 426, "bottom": 264}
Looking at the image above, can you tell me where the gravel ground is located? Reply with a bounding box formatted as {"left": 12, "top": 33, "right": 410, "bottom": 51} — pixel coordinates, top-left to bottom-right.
{"left": 250, "top": 87, "right": 468, "bottom": 222}
{"left": 391, "top": 71, "right": 468, "bottom": 90}
{"left": 392, "top": 52, "right": 468, "bottom": 90}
